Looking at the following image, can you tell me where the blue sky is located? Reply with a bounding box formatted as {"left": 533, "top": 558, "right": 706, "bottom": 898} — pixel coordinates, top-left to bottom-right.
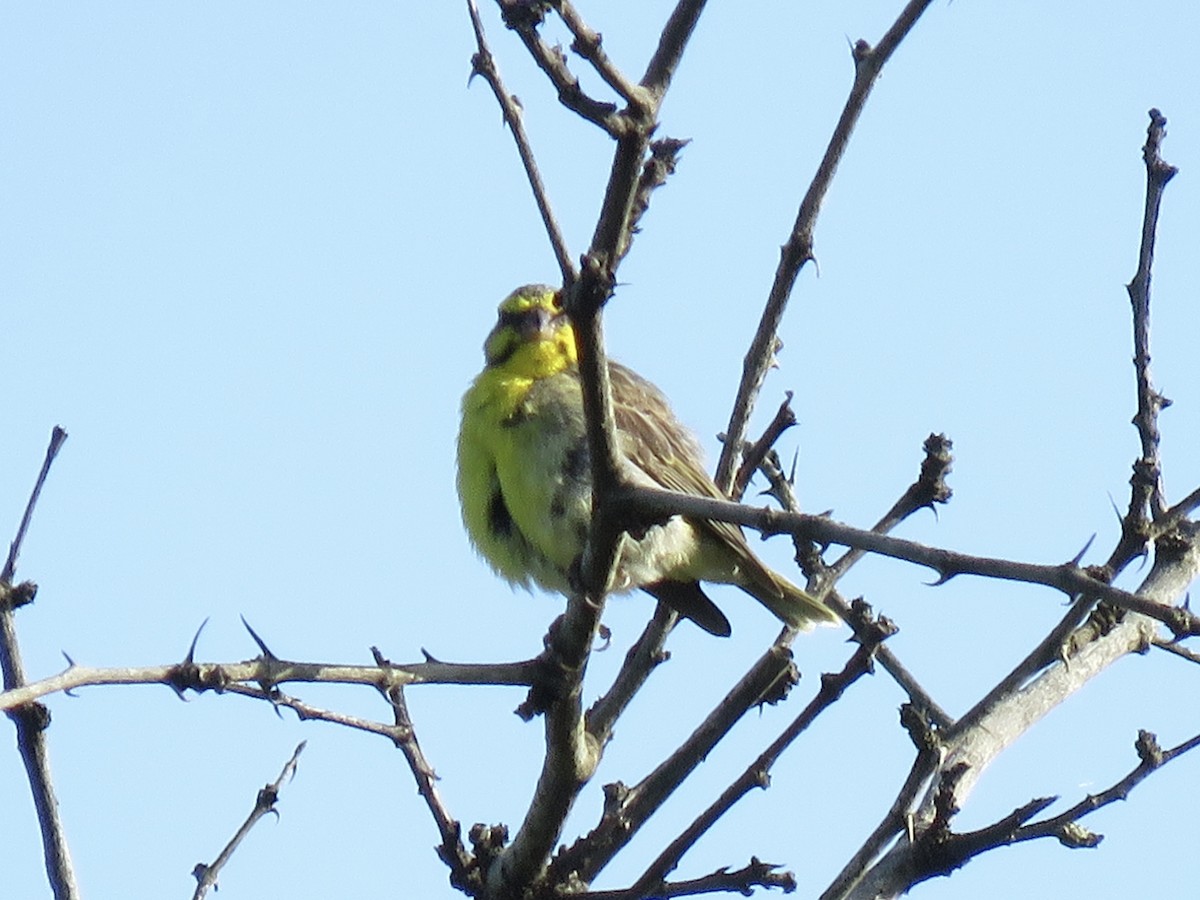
{"left": 2, "top": 3, "right": 1198, "bottom": 898}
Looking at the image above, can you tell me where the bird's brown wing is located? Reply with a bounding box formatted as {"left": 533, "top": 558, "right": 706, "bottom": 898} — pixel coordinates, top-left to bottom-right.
{"left": 607, "top": 362, "right": 785, "bottom": 600}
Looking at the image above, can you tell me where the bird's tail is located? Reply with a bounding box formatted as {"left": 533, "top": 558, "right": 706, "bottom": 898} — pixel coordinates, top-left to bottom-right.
{"left": 746, "top": 569, "right": 840, "bottom": 631}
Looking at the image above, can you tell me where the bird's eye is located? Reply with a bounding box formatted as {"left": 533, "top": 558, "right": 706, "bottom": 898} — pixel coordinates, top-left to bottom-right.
{"left": 549, "top": 292, "right": 563, "bottom": 311}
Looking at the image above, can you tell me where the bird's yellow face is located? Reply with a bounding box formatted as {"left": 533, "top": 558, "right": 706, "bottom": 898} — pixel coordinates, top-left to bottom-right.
{"left": 483, "top": 285, "right": 578, "bottom": 379}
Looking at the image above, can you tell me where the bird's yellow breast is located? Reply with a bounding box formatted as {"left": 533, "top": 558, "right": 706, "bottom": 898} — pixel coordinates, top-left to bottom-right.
{"left": 458, "top": 363, "right": 591, "bottom": 592}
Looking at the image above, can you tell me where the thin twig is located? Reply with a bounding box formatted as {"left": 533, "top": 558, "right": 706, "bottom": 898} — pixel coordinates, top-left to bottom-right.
{"left": 1, "top": 427, "right": 78, "bottom": 900}
{"left": 467, "top": 0, "right": 577, "bottom": 282}
{"left": 554, "top": 0, "right": 648, "bottom": 108}
{"left": 715, "top": 0, "right": 937, "bottom": 493}
{"left": 901, "top": 729, "right": 1200, "bottom": 888}
{"left": 191, "top": 742, "right": 306, "bottom": 900}
{"left": 621, "top": 485, "right": 1200, "bottom": 637}
{"left": 581, "top": 857, "right": 796, "bottom": 900}
{"left": 1125, "top": 108, "right": 1178, "bottom": 527}
{"left": 1008, "top": 729, "right": 1200, "bottom": 846}
{"left": 2, "top": 426, "right": 68, "bottom": 583}
{"left": 497, "top": 0, "right": 628, "bottom": 133}
{"left": 384, "top": 679, "right": 474, "bottom": 889}
{"left": 731, "top": 393, "right": 797, "bottom": 502}
{"left": 760, "top": 436, "right": 956, "bottom": 729}
{"left": 550, "top": 641, "right": 801, "bottom": 885}
{"left": 585, "top": 601, "right": 677, "bottom": 746}
{"left": 631, "top": 620, "right": 892, "bottom": 896}
{"left": 1, "top": 653, "right": 540, "bottom": 713}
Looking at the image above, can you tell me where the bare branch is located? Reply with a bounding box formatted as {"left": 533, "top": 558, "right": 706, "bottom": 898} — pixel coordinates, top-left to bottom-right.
{"left": 383, "top": 678, "right": 474, "bottom": 890}
{"left": 631, "top": 613, "right": 893, "bottom": 895}
{"left": 1, "top": 427, "right": 79, "bottom": 900}
{"left": 497, "top": 0, "right": 628, "bottom": 134}
{"left": 585, "top": 601, "right": 677, "bottom": 746}
{"left": 839, "top": 522, "right": 1200, "bottom": 900}
{"left": 467, "top": 0, "right": 577, "bottom": 282}
{"left": 551, "top": 639, "right": 802, "bottom": 885}
{"left": 622, "top": 485, "right": 1200, "bottom": 637}
{"left": 191, "top": 742, "right": 306, "bottom": 900}
{"left": 1008, "top": 729, "right": 1200, "bottom": 846}
{"left": 731, "top": 393, "right": 797, "bottom": 502}
{"left": 1125, "top": 108, "right": 1178, "bottom": 525}
{"left": 582, "top": 857, "right": 796, "bottom": 900}
{"left": 887, "top": 728, "right": 1200, "bottom": 891}
{"left": 2, "top": 426, "right": 67, "bottom": 583}
{"left": 715, "top": 0, "right": 936, "bottom": 493}
{"left": 760, "top": 436, "right": 956, "bottom": 730}
{"left": 554, "top": 1, "right": 648, "bottom": 108}
{"left": 0, "top": 652, "right": 540, "bottom": 713}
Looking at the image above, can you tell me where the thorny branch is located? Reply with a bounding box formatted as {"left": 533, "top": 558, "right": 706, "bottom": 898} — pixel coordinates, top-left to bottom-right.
{"left": 485, "top": 3, "right": 713, "bottom": 893}
{"left": 713, "top": 0, "right": 938, "bottom": 493}
{"left": 191, "top": 742, "right": 306, "bottom": 900}
{"left": 629, "top": 610, "right": 894, "bottom": 897}
{"left": 1125, "top": 108, "right": 1178, "bottom": 528}
{"left": 383, "top": 674, "right": 475, "bottom": 890}
{"left": 824, "top": 109, "right": 1198, "bottom": 900}
{"left": 1, "top": 427, "right": 78, "bottom": 900}
{"left": 0, "top": 651, "right": 541, "bottom": 714}
{"left": 622, "top": 485, "right": 1200, "bottom": 638}
{"left": 468, "top": 0, "right": 576, "bottom": 282}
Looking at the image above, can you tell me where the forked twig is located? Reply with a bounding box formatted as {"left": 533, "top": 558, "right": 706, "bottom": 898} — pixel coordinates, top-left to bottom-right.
{"left": 191, "top": 742, "right": 306, "bottom": 900}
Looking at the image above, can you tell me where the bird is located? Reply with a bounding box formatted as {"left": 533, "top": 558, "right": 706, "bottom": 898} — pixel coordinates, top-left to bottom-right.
{"left": 456, "top": 284, "right": 838, "bottom": 637}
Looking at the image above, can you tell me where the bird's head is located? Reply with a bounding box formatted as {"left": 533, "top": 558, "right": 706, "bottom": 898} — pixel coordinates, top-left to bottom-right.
{"left": 483, "top": 284, "right": 578, "bottom": 377}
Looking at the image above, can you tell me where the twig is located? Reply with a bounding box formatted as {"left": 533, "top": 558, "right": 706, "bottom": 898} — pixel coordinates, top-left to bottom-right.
{"left": 554, "top": 0, "right": 648, "bottom": 107}
{"left": 839, "top": 524, "right": 1200, "bottom": 900}
{"left": 900, "top": 729, "right": 1200, "bottom": 889}
{"left": 581, "top": 857, "right": 796, "bottom": 900}
{"left": 1007, "top": 729, "right": 1200, "bottom": 846}
{"left": 760, "top": 436, "right": 956, "bottom": 730}
{"left": 1124, "top": 108, "right": 1178, "bottom": 529}
{"left": 631, "top": 617, "right": 893, "bottom": 896}
{"left": 731, "top": 393, "right": 797, "bottom": 502}
{"left": 620, "top": 485, "right": 1200, "bottom": 638}
{"left": 1, "top": 652, "right": 541, "bottom": 713}
{"left": 383, "top": 677, "right": 474, "bottom": 890}
{"left": 1, "top": 427, "right": 78, "bottom": 900}
{"left": 467, "top": 0, "right": 576, "bottom": 282}
{"left": 550, "top": 641, "right": 802, "bottom": 885}
{"left": 1152, "top": 636, "right": 1200, "bottom": 666}
{"left": 715, "top": 0, "right": 937, "bottom": 493}
{"left": 2, "top": 426, "right": 68, "bottom": 582}
{"left": 191, "top": 742, "right": 306, "bottom": 900}
{"left": 497, "top": 0, "right": 628, "bottom": 134}
{"left": 585, "top": 601, "right": 677, "bottom": 746}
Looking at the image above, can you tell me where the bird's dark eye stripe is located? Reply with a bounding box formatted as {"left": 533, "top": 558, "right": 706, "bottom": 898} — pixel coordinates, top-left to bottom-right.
{"left": 499, "top": 306, "right": 557, "bottom": 334}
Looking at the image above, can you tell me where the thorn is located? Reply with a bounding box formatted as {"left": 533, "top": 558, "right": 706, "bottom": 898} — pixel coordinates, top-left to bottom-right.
{"left": 241, "top": 616, "right": 278, "bottom": 661}
{"left": 61, "top": 651, "right": 79, "bottom": 697}
{"left": 186, "top": 617, "right": 210, "bottom": 665}
{"left": 1070, "top": 535, "right": 1097, "bottom": 566}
